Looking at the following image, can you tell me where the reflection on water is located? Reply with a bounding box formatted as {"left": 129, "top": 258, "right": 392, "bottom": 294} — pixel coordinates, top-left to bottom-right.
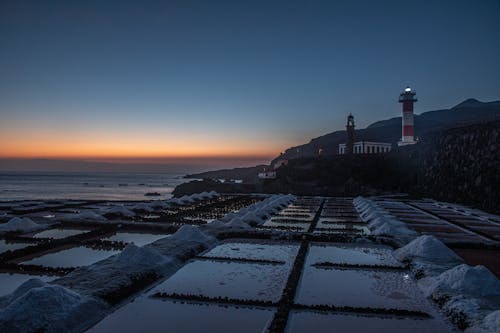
{"left": 153, "top": 260, "right": 290, "bottom": 302}
{"left": 88, "top": 298, "right": 274, "bottom": 333}
{"left": 103, "top": 232, "right": 169, "bottom": 247}
{"left": 295, "top": 267, "right": 428, "bottom": 311}
{"left": 0, "top": 240, "right": 34, "bottom": 254}
{"left": 22, "top": 246, "right": 120, "bottom": 268}
{"left": 0, "top": 172, "right": 189, "bottom": 201}
{"left": 287, "top": 311, "right": 452, "bottom": 333}
{"left": 307, "top": 243, "right": 402, "bottom": 267}
{"left": 202, "top": 242, "right": 299, "bottom": 262}
{"left": 33, "top": 228, "right": 89, "bottom": 239}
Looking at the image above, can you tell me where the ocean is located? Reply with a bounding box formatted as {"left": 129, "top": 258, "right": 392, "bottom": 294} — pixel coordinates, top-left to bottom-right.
{"left": 0, "top": 172, "right": 191, "bottom": 201}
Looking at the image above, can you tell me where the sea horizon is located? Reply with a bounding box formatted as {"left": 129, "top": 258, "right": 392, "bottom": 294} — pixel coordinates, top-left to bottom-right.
{"left": 0, "top": 171, "right": 192, "bottom": 201}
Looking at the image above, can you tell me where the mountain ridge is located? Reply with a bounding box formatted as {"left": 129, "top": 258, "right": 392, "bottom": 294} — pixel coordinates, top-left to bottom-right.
{"left": 273, "top": 98, "right": 500, "bottom": 163}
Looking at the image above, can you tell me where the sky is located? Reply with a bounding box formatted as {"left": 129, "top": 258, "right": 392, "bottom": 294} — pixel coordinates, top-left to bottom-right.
{"left": 1, "top": 0, "right": 499, "bottom": 170}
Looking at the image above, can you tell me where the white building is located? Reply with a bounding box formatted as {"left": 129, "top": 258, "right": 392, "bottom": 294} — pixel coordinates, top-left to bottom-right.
{"left": 338, "top": 141, "right": 392, "bottom": 155}
{"left": 258, "top": 171, "right": 276, "bottom": 179}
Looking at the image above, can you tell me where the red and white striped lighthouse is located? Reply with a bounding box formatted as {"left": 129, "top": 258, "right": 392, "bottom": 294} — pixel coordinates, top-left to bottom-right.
{"left": 398, "top": 86, "right": 417, "bottom": 146}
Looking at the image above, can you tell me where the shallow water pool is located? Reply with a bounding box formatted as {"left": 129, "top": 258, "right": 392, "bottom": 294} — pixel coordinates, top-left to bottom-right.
{"left": 307, "top": 243, "right": 402, "bottom": 267}
{"left": 0, "top": 240, "right": 34, "bottom": 254}
{"left": 22, "top": 246, "right": 120, "bottom": 268}
{"left": 286, "top": 311, "right": 452, "bottom": 333}
{"left": 153, "top": 259, "right": 289, "bottom": 302}
{"left": 263, "top": 220, "right": 309, "bottom": 231}
{"left": 202, "top": 242, "right": 299, "bottom": 263}
{"left": 295, "top": 267, "right": 428, "bottom": 311}
{"left": 103, "top": 232, "right": 169, "bottom": 247}
{"left": 87, "top": 298, "right": 274, "bottom": 333}
{"left": 32, "top": 228, "right": 90, "bottom": 239}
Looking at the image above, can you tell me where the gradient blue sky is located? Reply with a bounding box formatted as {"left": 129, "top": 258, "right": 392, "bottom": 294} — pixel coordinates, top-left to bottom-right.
{"left": 1, "top": 0, "right": 499, "bottom": 165}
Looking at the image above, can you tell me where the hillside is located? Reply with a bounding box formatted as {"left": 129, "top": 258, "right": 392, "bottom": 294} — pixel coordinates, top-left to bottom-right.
{"left": 185, "top": 165, "right": 266, "bottom": 182}
{"left": 176, "top": 121, "right": 500, "bottom": 213}
{"left": 273, "top": 98, "right": 500, "bottom": 163}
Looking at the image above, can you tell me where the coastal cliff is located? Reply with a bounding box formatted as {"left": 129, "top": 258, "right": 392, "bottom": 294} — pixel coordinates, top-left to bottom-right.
{"left": 174, "top": 121, "right": 500, "bottom": 213}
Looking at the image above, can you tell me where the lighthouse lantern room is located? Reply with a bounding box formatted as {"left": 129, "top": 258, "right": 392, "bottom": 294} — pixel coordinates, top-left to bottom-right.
{"left": 398, "top": 86, "right": 418, "bottom": 146}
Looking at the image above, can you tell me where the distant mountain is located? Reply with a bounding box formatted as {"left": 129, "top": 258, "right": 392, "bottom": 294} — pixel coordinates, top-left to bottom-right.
{"left": 273, "top": 99, "right": 500, "bottom": 163}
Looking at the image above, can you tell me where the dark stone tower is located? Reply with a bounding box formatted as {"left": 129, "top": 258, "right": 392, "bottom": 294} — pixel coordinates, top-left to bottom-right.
{"left": 346, "top": 113, "right": 355, "bottom": 154}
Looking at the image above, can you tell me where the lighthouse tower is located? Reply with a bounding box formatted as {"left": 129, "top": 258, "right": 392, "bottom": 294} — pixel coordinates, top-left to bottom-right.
{"left": 398, "top": 86, "right": 417, "bottom": 146}
{"left": 346, "top": 113, "right": 355, "bottom": 154}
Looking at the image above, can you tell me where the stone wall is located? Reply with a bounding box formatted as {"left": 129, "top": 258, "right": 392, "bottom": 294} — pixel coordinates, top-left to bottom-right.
{"left": 406, "top": 121, "right": 499, "bottom": 213}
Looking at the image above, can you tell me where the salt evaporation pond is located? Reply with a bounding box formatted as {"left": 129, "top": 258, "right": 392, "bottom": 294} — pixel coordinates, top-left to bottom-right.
{"left": 22, "top": 246, "right": 120, "bottom": 268}
{"left": 0, "top": 240, "right": 34, "bottom": 254}
{"left": 87, "top": 298, "right": 274, "bottom": 333}
{"left": 313, "top": 229, "right": 366, "bottom": 236}
{"left": 153, "top": 260, "right": 289, "bottom": 302}
{"left": 307, "top": 243, "right": 402, "bottom": 267}
{"left": 318, "top": 217, "right": 355, "bottom": 223}
{"left": 316, "top": 221, "right": 369, "bottom": 232}
{"left": 202, "top": 242, "right": 299, "bottom": 263}
{"left": 286, "top": 311, "right": 452, "bottom": 333}
{"left": 103, "top": 232, "right": 168, "bottom": 247}
{"left": 0, "top": 273, "right": 55, "bottom": 297}
{"left": 263, "top": 220, "right": 310, "bottom": 231}
{"left": 32, "top": 228, "right": 90, "bottom": 239}
{"left": 295, "top": 267, "right": 428, "bottom": 311}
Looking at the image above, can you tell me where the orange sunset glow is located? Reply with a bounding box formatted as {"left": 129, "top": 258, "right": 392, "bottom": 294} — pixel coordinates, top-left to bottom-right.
{"left": 0, "top": 130, "right": 284, "bottom": 160}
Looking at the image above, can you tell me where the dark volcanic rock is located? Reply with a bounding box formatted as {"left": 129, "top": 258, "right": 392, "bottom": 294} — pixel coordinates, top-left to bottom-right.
{"left": 273, "top": 99, "right": 500, "bottom": 163}
{"left": 174, "top": 121, "right": 500, "bottom": 214}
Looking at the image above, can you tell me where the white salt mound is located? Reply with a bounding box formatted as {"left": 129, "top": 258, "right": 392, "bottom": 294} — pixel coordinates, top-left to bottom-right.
{"left": 51, "top": 244, "right": 177, "bottom": 299}
{"left": 422, "top": 264, "right": 500, "bottom": 298}
{"left": 171, "top": 225, "right": 215, "bottom": 245}
{"left": 131, "top": 203, "right": 154, "bottom": 212}
{"left": 104, "top": 206, "right": 135, "bottom": 217}
{"left": 394, "top": 235, "right": 463, "bottom": 264}
{"left": 371, "top": 220, "right": 417, "bottom": 238}
{"left": 220, "top": 212, "right": 239, "bottom": 222}
{"left": 237, "top": 207, "right": 250, "bottom": 215}
{"left": 226, "top": 217, "right": 252, "bottom": 230}
{"left": 180, "top": 195, "right": 195, "bottom": 203}
{"left": 73, "top": 211, "right": 106, "bottom": 221}
{"left": 0, "top": 217, "right": 42, "bottom": 233}
{"left": 3, "top": 278, "right": 47, "bottom": 305}
{"left": 241, "top": 211, "right": 264, "bottom": 225}
{"left": 466, "top": 310, "right": 500, "bottom": 333}
{"left": 168, "top": 198, "right": 183, "bottom": 205}
{"left": 0, "top": 280, "right": 107, "bottom": 333}
{"left": 148, "top": 201, "right": 170, "bottom": 209}
{"left": 189, "top": 193, "right": 203, "bottom": 201}
{"left": 207, "top": 219, "right": 225, "bottom": 227}
{"left": 199, "top": 191, "right": 211, "bottom": 199}
{"left": 370, "top": 216, "right": 397, "bottom": 229}
{"left": 114, "top": 244, "right": 169, "bottom": 268}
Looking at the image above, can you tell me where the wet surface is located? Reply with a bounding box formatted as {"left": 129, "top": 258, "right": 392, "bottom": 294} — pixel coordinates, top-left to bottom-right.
{"left": 202, "top": 242, "right": 299, "bottom": 263}
{"left": 286, "top": 311, "right": 453, "bottom": 333}
{"left": 307, "top": 243, "right": 402, "bottom": 267}
{"left": 103, "top": 232, "right": 169, "bottom": 247}
{"left": 295, "top": 267, "right": 428, "bottom": 311}
{"left": 22, "top": 246, "right": 120, "bottom": 268}
{"left": 0, "top": 240, "right": 34, "bottom": 254}
{"left": 87, "top": 298, "right": 274, "bottom": 333}
{"left": 153, "top": 259, "right": 290, "bottom": 302}
{"left": 32, "top": 228, "right": 90, "bottom": 239}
